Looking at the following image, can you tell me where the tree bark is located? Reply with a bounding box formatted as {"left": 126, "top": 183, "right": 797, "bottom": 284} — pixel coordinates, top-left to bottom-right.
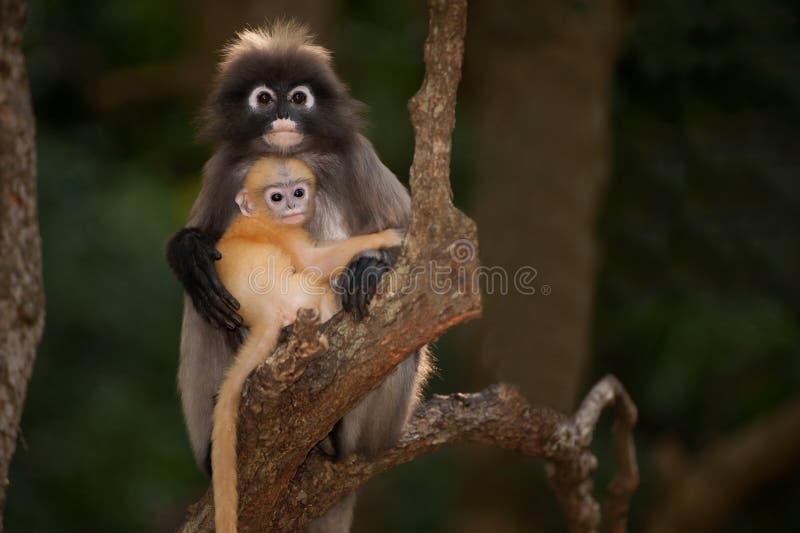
{"left": 0, "top": 0, "right": 45, "bottom": 530}
{"left": 177, "top": 1, "right": 638, "bottom": 532}
{"left": 180, "top": 376, "right": 638, "bottom": 533}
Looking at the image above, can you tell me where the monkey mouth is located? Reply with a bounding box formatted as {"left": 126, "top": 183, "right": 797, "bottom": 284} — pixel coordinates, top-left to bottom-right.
{"left": 282, "top": 212, "right": 305, "bottom": 224}
{"left": 265, "top": 119, "right": 304, "bottom": 149}
{"left": 264, "top": 131, "right": 304, "bottom": 148}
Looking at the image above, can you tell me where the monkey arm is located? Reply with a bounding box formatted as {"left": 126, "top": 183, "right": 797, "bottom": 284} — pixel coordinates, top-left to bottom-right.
{"left": 166, "top": 227, "right": 244, "bottom": 331}
{"left": 306, "top": 230, "right": 403, "bottom": 280}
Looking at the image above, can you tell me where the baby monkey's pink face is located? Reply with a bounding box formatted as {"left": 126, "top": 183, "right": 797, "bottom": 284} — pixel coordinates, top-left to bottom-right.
{"left": 262, "top": 179, "right": 312, "bottom": 225}
{"left": 236, "top": 158, "right": 316, "bottom": 225}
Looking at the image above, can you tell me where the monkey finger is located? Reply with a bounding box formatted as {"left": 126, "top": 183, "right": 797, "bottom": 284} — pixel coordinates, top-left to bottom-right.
{"left": 191, "top": 289, "right": 234, "bottom": 330}
{"left": 196, "top": 261, "right": 243, "bottom": 316}
{"left": 203, "top": 293, "right": 240, "bottom": 331}
{"left": 206, "top": 266, "right": 241, "bottom": 311}
{"left": 344, "top": 256, "right": 371, "bottom": 318}
{"left": 356, "top": 256, "right": 377, "bottom": 318}
{"left": 364, "top": 264, "right": 381, "bottom": 305}
{"left": 208, "top": 293, "right": 243, "bottom": 329}
{"left": 195, "top": 254, "right": 240, "bottom": 311}
{"left": 365, "top": 258, "right": 392, "bottom": 314}
{"left": 339, "top": 263, "right": 359, "bottom": 314}
{"left": 191, "top": 264, "right": 242, "bottom": 328}
{"left": 352, "top": 257, "right": 375, "bottom": 319}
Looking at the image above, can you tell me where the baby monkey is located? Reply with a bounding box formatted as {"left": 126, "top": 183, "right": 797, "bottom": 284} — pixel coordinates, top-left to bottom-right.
{"left": 212, "top": 156, "right": 403, "bottom": 533}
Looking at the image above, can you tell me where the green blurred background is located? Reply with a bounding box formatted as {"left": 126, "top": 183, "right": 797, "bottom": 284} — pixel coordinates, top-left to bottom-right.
{"left": 7, "top": 0, "right": 800, "bottom": 531}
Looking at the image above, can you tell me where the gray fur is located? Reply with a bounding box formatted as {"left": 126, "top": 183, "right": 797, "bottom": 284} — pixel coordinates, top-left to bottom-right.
{"left": 176, "top": 29, "right": 428, "bottom": 532}
{"left": 178, "top": 295, "right": 233, "bottom": 464}
{"left": 338, "top": 346, "right": 430, "bottom": 456}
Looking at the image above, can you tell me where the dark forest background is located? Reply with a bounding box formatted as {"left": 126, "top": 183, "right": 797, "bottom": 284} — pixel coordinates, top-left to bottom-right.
{"left": 6, "top": 0, "right": 800, "bottom": 531}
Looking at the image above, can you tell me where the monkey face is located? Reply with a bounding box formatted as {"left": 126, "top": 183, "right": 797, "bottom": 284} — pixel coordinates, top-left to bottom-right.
{"left": 247, "top": 84, "right": 314, "bottom": 151}
{"left": 204, "top": 48, "right": 359, "bottom": 154}
{"left": 262, "top": 180, "right": 313, "bottom": 225}
{"left": 237, "top": 157, "right": 317, "bottom": 225}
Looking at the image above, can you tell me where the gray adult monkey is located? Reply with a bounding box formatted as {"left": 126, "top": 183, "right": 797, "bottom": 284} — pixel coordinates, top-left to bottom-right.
{"left": 164, "top": 22, "right": 430, "bottom": 532}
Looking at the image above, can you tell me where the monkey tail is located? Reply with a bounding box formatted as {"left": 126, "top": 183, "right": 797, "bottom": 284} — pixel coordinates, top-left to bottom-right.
{"left": 212, "top": 320, "right": 281, "bottom": 533}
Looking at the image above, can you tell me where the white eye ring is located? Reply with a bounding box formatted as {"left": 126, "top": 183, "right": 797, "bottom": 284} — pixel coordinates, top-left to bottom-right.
{"left": 266, "top": 188, "right": 284, "bottom": 203}
{"left": 288, "top": 85, "right": 314, "bottom": 110}
{"left": 248, "top": 85, "right": 276, "bottom": 110}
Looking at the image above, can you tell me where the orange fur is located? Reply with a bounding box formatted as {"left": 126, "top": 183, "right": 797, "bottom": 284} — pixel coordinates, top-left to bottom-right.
{"left": 211, "top": 157, "right": 402, "bottom": 533}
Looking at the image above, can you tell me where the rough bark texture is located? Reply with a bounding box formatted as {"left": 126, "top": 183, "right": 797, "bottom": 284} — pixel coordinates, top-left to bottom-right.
{"left": 0, "top": 0, "right": 45, "bottom": 530}
{"left": 178, "top": 1, "right": 638, "bottom": 532}
{"left": 470, "top": 0, "right": 622, "bottom": 412}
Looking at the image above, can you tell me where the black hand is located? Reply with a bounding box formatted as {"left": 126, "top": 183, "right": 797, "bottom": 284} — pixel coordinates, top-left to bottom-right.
{"left": 339, "top": 246, "right": 401, "bottom": 320}
{"left": 165, "top": 227, "right": 243, "bottom": 330}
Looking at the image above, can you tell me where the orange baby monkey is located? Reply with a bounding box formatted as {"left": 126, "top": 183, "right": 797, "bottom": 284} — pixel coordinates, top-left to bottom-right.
{"left": 211, "top": 156, "right": 403, "bottom": 533}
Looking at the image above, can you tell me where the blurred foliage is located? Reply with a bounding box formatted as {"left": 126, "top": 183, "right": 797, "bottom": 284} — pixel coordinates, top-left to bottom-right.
{"left": 594, "top": 0, "right": 800, "bottom": 530}
{"left": 6, "top": 0, "right": 800, "bottom": 532}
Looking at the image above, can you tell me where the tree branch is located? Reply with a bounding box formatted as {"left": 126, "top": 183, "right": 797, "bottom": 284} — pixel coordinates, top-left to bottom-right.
{"left": 178, "top": 1, "right": 638, "bottom": 531}
{"left": 0, "top": 1, "right": 46, "bottom": 529}
{"left": 180, "top": 377, "right": 638, "bottom": 532}
{"left": 278, "top": 376, "right": 638, "bottom": 533}
{"left": 547, "top": 375, "right": 639, "bottom": 533}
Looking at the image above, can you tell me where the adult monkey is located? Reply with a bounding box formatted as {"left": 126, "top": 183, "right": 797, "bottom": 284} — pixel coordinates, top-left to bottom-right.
{"left": 165, "top": 22, "right": 429, "bottom": 531}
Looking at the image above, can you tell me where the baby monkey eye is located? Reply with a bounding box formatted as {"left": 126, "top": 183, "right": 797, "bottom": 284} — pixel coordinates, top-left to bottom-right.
{"left": 293, "top": 188, "right": 305, "bottom": 198}
{"left": 270, "top": 192, "right": 283, "bottom": 202}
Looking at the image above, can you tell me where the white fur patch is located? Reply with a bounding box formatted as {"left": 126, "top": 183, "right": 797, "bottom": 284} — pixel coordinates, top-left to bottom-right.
{"left": 264, "top": 118, "right": 303, "bottom": 149}
{"left": 247, "top": 85, "right": 275, "bottom": 110}
{"left": 288, "top": 85, "right": 315, "bottom": 110}
{"left": 319, "top": 202, "right": 348, "bottom": 241}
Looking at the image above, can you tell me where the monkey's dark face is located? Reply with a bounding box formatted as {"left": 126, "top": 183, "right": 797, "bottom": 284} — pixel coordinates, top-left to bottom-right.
{"left": 203, "top": 48, "right": 360, "bottom": 155}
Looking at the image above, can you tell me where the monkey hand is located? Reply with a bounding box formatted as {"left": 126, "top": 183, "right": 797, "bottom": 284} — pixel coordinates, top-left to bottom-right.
{"left": 338, "top": 246, "right": 401, "bottom": 320}
{"left": 165, "top": 227, "right": 244, "bottom": 331}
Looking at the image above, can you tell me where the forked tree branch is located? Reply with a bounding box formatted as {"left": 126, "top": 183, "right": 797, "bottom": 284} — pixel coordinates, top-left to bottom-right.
{"left": 280, "top": 375, "right": 638, "bottom": 533}
{"left": 178, "top": 1, "right": 638, "bottom": 531}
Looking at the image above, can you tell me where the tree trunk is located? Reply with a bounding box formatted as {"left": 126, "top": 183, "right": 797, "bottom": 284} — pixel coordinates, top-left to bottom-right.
{"left": 0, "top": 0, "right": 46, "bottom": 529}
{"left": 454, "top": 2, "right": 623, "bottom": 530}
{"left": 470, "top": 0, "right": 622, "bottom": 413}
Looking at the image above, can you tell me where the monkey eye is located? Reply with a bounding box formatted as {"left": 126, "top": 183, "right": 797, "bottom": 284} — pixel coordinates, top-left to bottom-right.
{"left": 293, "top": 188, "right": 305, "bottom": 198}
{"left": 270, "top": 192, "right": 283, "bottom": 202}
{"left": 288, "top": 85, "right": 314, "bottom": 110}
{"left": 248, "top": 85, "right": 276, "bottom": 110}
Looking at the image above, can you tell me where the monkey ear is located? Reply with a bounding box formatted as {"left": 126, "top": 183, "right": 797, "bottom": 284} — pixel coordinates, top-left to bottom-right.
{"left": 235, "top": 189, "right": 256, "bottom": 217}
